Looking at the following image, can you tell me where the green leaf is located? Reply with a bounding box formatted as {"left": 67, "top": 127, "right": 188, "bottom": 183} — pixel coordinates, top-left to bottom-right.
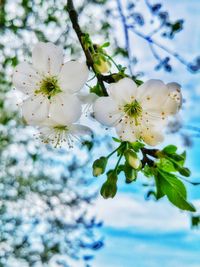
{"left": 165, "top": 153, "right": 191, "bottom": 177}
{"left": 157, "top": 170, "right": 196, "bottom": 212}
{"left": 112, "top": 137, "right": 121, "bottom": 143}
{"left": 180, "top": 150, "right": 186, "bottom": 159}
{"left": 101, "top": 42, "right": 110, "bottom": 48}
{"left": 90, "top": 83, "right": 105, "bottom": 96}
{"left": 157, "top": 158, "right": 176, "bottom": 172}
{"left": 163, "top": 145, "right": 177, "bottom": 154}
{"left": 179, "top": 167, "right": 191, "bottom": 177}
{"left": 154, "top": 174, "right": 165, "bottom": 199}
{"left": 133, "top": 78, "right": 144, "bottom": 86}
{"left": 142, "top": 165, "right": 154, "bottom": 178}
{"left": 130, "top": 141, "right": 144, "bottom": 152}
{"left": 170, "top": 153, "right": 186, "bottom": 167}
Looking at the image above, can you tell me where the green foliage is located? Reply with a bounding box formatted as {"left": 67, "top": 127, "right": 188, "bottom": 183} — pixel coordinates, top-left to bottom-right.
{"left": 90, "top": 83, "right": 105, "bottom": 96}
{"left": 162, "top": 144, "right": 177, "bottom": 154}
{"left": 155, "top": 169, "right": 195, "bottom": 211}
{"left": 130, "top": 141, "right": 145, "bottom": 152}
{"left": 94, "top": 142, "right": 196, "bottom": 212}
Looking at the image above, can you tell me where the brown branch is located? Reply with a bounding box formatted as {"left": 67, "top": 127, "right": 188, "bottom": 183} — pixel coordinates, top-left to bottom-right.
{"left": 141, "top": 147, "right": 159, "bottom": 167}
{"left": 66, "top": 0, "right": 108, "bottom": 96}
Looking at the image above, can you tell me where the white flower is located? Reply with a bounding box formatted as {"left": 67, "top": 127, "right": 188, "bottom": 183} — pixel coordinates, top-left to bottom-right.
{"left": 36, "top": 117, "right": 92, "bottom": 148}
{"left": 93, "top": 78, "right": 182, "bottom": 146}
{"left": 12, "top": 42, "right": 89, "bottom": 125}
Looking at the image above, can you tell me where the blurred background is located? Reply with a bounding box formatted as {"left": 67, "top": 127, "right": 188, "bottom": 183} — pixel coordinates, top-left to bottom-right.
{"left": 0, "top": 0, "right": 200, "bottom": 266}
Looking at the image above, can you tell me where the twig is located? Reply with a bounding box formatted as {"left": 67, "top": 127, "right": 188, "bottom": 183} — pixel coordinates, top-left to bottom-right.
{"left": 66, "top": 0, "right": 108, "bottom": 96}
{"left": 116, "top": 0, "right": 133, "bottom": 75}
{"left": 141, "top": 147, "right": 158, "bottom": 167}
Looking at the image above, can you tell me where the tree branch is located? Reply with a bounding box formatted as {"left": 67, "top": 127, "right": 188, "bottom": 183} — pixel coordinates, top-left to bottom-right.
{"left": 66, "top": 0, "right": 108, "bottom": 96}
{"left": 141, "top": 147, "right": 159, "bottom": 167}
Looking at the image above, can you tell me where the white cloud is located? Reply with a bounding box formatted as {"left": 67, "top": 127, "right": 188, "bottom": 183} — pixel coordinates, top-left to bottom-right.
{"left": 90, "top": 193, "right": 200, "bottom": 232}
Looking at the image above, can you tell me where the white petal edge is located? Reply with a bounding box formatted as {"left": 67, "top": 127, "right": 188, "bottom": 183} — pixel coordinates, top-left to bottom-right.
{"left": 163, "top": 82, "right": 182, "bottom": 115}
{"left": 58, "top": 61, "right": 89, "bottom": 94}
{"left": 22, "top": 94, "right": 50, "bottom": 125}
{"left": 12, "top": 62, "right": 41, "bottom": 95}
{"left": 141, "top": 128, "right": 164, "bottom": 146}
{"left": 93, "top": 96, "right": 121, "bottom": 127}
{"left": 137, "top": 79, "right": 168, "bottom": 105}
{"left": 32, "top": 42, "right": 63, "bottom": 76}
{"left": 115, "top": 122, "right": 138, "bottom": 142}
{"left": 49, "top": 92, "right": 82, "bottom": 125}
{"left": 109, "top": 78, "right": 138, "bottom": 105}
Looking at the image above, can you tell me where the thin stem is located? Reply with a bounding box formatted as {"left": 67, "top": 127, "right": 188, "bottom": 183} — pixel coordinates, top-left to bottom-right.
{"left": 107, "top": 143, "right": 122, "bottom": 159}
{"left": 128, "top": 25, "right": 188, "bottom": 67}
{"left": 141, "top": 147, "right": 159, "bottom": 158}
{"left": 66, "top": 0, "right": 108, "bottom": 96}
{"left": 115, "top": 153, "right": 123, "bottom": 171}
{"left": 116, "top": 0, "right": 133, "bottom": 75}
{"left": 141, "top": 148, "right": 157, "bottom": 167}
{"left": 104, "top": 53, "right": 121, "bottom": 71}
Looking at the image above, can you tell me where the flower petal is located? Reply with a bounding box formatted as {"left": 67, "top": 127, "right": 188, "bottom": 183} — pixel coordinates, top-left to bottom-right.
{"left": 141, "top": 127, "right": 164, "bottom": 146}
{"left": 138, "top": 80, "right": 182, "bottom": 119}
{"left": 109, "top": 78, "right": 138, "bottom": 105}
{"left": 32, "top": 42, "right": 63, "bottom": 76}
{"left": 141, "top": 110, "right": 167, "bottom": 129}
{"left": 49, "top": 93, "right": 82, "bottom": 125}
{"left": 115, "top": 122, "right": 138, "bottom": 142}
{"left": 58, "top": 61, "right": 89, "bottom": 93}
{"left": 163, "top": 82, "right": 182, "bottom": 115}
{"left": 12, "top": 62, "right": 41, "bottom": 95}
{"left": 137, "top": 79, "right": 168, "bottom": 103}
{"left": 22, "top": 95, "right": 50, "bottom": 125}
{"left": 93, "top": 96, "right": 121, "bottom": 126}
{"left": 70, "top": 124, "right": 92, "bottom": 136}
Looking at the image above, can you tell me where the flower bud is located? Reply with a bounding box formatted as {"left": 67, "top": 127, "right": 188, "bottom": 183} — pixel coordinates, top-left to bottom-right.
{"left": 100, "top": 171, "right": 118, "bottom": 199}
{"left": 92, "top": 156, "right": 108, "bottom": 177}
{"left": 93, "top": 54, "right": 111, "bottom": 74}
{"left": 125, "top": 150, "right": 141, "bottom": 169}
{"left": 124, "top": 163, "right": 137, "bottom": 184}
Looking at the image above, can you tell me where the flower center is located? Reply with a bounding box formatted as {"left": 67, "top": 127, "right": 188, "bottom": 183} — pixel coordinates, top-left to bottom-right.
{"left": 124, "top": 100, "right": 142, "bottom": 117}
{"left": 53, "top": 125, "right": 69, "bottom": 131}
{"left": 123, "top": 100, "right": 142, "bottom": 125}
{"left": 35, "top": 76, "right": 62, "bottom": 99}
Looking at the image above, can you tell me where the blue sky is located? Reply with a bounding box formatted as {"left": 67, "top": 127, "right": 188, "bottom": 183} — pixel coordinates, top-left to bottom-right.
{"left": 92, "top": 1, "right": 200, "bottom": 266}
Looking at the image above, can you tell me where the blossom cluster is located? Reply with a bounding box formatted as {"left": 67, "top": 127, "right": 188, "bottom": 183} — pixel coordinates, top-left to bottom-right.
{"left": 13, "top": 42, "right": 182, "bottom": 148}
